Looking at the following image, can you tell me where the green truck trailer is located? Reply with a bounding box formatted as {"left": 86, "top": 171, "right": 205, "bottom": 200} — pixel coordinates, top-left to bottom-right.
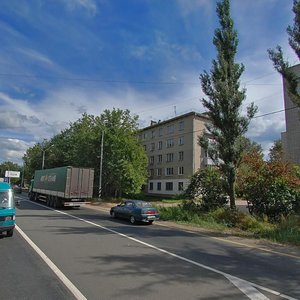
{"left": 28, "top": 166, "right": 94, "bottom": 208}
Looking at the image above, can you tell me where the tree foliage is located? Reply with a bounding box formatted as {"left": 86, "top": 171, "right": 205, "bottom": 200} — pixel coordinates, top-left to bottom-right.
{"left": 23, "top": 109, "right": 148, "bottom": 197}
{"left": 0, "top": 161, "right": 22, "bottom": 185}
{"left": 268, "top": 139, "right": 284, "bottom": 162}
{"left": 199, "top": 0, "right": 257, "bottom": 209}
{"left": 185, "top": 167, "right": 228, "bottom": 211}
{"left": 238, "top": 148, "right": 300, "bottom": 221}
{"left": 268, "top": 0, "right": 300, "bottom": 108}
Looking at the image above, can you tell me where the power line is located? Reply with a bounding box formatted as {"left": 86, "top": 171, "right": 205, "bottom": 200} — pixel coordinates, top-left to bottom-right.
{"left": 0, "top": 71, "right": 280, "bottom": 87}
{"left": 253, "top": 106, "right": 298, "bottom": 119}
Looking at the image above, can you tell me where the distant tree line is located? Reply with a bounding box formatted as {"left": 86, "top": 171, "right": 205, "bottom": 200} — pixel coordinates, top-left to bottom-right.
{"left": 22, "top": 108, "right": 148, "bottom": 198}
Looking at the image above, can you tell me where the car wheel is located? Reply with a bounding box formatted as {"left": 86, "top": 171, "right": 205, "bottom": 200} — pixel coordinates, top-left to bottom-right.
{"left": 6, "top": 229, "right": 14, "bottom": 237}
{"left": 148, "top": 220, "right": 154, "bottom": 225}
{"left": 130, "top": 215, "right": 136, "bottom": 224}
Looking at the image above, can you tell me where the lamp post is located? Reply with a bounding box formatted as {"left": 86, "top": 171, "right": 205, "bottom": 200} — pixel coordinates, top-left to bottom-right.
{"left": 21, "top": 161, "right": 25, "bottom": 187}
{"left": 98, "top": 131, "right": 104, "bottom": 199}
{"left": 42, "top": 144, "right": 53, "bottom": 169}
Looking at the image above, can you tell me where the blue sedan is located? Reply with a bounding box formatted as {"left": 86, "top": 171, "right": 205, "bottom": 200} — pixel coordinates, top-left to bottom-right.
{"left": 110, "top": 200, "right": 160, "bottom": 224}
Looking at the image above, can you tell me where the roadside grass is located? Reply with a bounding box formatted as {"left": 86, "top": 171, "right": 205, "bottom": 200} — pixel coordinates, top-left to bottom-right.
{"left": 156, "top": 205, "right": 300, "bottom": 246}
{"left": 91, "top": 196, "right": 300, "bottom": 246}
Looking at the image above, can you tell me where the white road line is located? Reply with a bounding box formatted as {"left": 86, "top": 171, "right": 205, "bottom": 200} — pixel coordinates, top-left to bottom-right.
{"left": 19, "top": 200, "right": 298, "bottom": 300}
{"left": 16, "top": 225, "right": 87, "bottom": 300}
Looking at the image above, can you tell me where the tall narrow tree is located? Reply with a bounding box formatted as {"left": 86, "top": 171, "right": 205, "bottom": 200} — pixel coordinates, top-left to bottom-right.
{"left": 199, "top": 0, "right": 257, "bottom": 209}
{"left": 268, "top": 0, "right": 300, "bottom": 108}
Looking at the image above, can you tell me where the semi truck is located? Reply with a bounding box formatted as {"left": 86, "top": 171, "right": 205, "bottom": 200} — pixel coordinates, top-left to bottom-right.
{"left": 28, "top": 166, "right": 94, "bottom": 208}
{"left": 0, "top": 182, "right": 17, "bottom": 237}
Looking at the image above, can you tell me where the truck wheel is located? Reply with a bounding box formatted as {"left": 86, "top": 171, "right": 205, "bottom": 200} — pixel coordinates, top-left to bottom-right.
{"left": 7, "top": 229, "right": 14, "bottom": 237}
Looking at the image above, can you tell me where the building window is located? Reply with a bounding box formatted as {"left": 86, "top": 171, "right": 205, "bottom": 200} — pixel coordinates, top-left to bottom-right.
{"left": 178, "top": 182, "right": 184, "bottom": 191}
{"left": 179, "top": 121, "right": 184, "bottom": 131}
{"left": 150, "top": 156, "right": 154, "bottom": 165}
{"left": 157, "top": 182, "right": 161, "bottom": 191}
{"left": 179, "top": 136, "right": 184, "bottom": 145}
{"left": 166, "top": 167, "right": 174, "bottom": 176}
{"left": 178, "top": 166, "right": 184, "bottom": 175}
{"left": 149, "top": 169, "right": 154, "bottom": 177}
{"left": 159, "top": 128, "right": 163, "bottom": 136}
{"left": 158, "top": 154, "right": 163, "bottom": 163}
{"left": 166, "top": 182, "right": 173, "bottom": 191}
{"left": 149, "top": 182, "right": 153, "bottom": 190}
{"left": 166, "top": 139, "right": 174, "bottom": 148}
{"left": 150, "top": 143, "right": 155, "bottom": 151}
{"left": 166, "top": 153, "right": 174, "bottom": 162}
{"left": 167, "top": 125, "right": 174, "bottom": 134}
{"left": 151, "top": 130, "right": 155, "bottom": 138}
{"left": 158, "top": 141, "right": 163, "bottom": 150}
{"left": 143, "top": 145, "right": 147, "bottom": 151}
{"left": 179, "top": 151, "right": 184, "bottom": 161}
{"left": 143, "top": 133, "right": 147, "bottom": 139}
{"left": 157, "top": 168, "right": 162, "bottom": 176}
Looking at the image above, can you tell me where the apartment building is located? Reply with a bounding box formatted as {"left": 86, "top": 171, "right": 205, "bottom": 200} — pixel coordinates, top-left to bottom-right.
{"left": 281, "top": 64, "right": 300, "bottom": 167}
{"left": 139, "top": 112, "right": 211, "bottom": 196}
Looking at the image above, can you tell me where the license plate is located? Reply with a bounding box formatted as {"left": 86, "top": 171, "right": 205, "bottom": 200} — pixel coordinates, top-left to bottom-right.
{"left": 147, "top": 216, "right": 156, "bottom": 219}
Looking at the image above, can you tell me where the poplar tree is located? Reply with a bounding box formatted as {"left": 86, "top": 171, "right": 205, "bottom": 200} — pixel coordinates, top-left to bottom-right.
{"left": 268, "top": 0, "right": 300, "bottom": 108}
{"left": 199, "top": 0, "right": 257, "bottom": 209}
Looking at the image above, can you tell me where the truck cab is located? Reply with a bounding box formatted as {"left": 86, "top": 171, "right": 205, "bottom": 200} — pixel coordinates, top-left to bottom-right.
{"left": 0, "top": 182, "right": 17, "bottom": 237}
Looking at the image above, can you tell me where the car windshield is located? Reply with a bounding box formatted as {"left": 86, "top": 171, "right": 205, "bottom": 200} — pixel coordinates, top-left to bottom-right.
{"left": 135, "top": 201, "right": 152, "bottom": 208}
{"left": 0, "top": 190, "right": 14, "bottom": 209}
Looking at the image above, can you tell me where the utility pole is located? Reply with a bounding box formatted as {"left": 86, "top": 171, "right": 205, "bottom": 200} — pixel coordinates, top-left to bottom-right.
{"left": 21, "top": 162, "right": 25, "bottom": 187}
{"left": 42, "top": 143, "right": 53, "bottom": 169}
{"left": 42, "top": 149, "right": 45, "bottom": 170}
{"left": 98, "top": 131, "right": 104, "bottom": 199}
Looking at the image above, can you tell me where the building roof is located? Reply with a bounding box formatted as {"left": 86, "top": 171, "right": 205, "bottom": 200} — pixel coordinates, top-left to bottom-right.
{"left": 140, "top": 111, "right": 209, "bottom": 131}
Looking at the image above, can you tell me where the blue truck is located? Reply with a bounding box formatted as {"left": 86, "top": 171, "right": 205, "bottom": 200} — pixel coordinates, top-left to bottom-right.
{"left": 0, "top": 182, "right": 17, "bottom": 237}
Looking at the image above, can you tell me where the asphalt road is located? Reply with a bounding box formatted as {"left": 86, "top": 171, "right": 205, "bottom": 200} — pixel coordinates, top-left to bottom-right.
{"left": 4, "top": 194, "right": 300, "bottom": 300}
{"left": 0, "top": 223, "right": 75, "bottom": 299}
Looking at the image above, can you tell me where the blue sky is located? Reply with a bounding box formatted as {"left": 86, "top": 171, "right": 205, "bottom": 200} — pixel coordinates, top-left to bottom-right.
{"left": 0, "top": 0, "right": 298, "bottom": 164}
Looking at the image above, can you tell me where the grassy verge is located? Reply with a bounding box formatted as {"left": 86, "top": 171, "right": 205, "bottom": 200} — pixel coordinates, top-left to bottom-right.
{"left": 156, "top": 205, "right": 300, "bottom": 246}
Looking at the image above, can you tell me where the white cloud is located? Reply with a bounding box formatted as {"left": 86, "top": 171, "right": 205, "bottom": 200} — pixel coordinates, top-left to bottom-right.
{"left": 0, "top": 138, "right": 32, "bottom": 163}
{"left": 62, "top": 0, "right": 98, "bottom": 16}
{"left": 15, "top": 48, "right": 54, "bottom": 66}
{"left": 176, "top": 0, "right": 213, "bottom": 17}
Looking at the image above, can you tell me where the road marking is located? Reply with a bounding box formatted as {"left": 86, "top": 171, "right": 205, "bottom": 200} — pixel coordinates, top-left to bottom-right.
{"left": 19, "top": 200, "right": 298, "bottom": 300}
{"left": 89, "top": 206, "right": 300, "bottom": 260}
{"left": 16, "top": 225, "right": 87, "bottom": 300}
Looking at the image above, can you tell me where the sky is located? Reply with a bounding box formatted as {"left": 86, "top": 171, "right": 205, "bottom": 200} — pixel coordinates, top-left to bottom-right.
{"left": 0, "top": 0, "right": 298, "bottom": 165}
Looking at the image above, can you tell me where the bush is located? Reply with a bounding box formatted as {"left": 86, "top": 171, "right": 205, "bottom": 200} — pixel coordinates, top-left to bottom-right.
{"left": 185, "top": 167, "right": 228, "bottom": 211}
{"left": 207, "top": 208, "right": 265, "bottom": 231}
{"left": 244, "top": 178, "right": 297, "bottom": 222}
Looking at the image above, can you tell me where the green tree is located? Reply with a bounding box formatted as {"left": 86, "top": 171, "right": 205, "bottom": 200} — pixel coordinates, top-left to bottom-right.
{"left": 268, "top": 0, "right": 300, "bottom": 108}
{"left": 199, "top": 0, "right": 257, "bottom": 209}
{"left": 269, "top": 139, "right": 284, "bottom": 162}
{"left": 0, "top": 161, "right": 22, "bottom": 185}
{"left": 185, "top": 167, "right": 228, "bottom": 211}
{"left": 23, "top": 109, "right": 148, "bottom": 198}
{"left": 98, "top": 109, "right": 148, "bottom": 197}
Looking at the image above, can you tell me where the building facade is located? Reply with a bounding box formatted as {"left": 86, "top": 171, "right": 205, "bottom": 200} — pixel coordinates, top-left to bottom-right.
{"left": 139, "top": 112, "right": 211, "bottom": 196}
{"left": 281, "top": 64, "right": 300, "bottom": 167}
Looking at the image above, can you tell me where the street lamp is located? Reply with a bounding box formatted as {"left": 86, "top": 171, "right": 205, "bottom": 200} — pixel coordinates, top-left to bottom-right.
{"left": 98, "top": 131, "right": 104, "bottom": 199}
{"left": 42, "top": 144, "right": 53, "bottom": 169}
